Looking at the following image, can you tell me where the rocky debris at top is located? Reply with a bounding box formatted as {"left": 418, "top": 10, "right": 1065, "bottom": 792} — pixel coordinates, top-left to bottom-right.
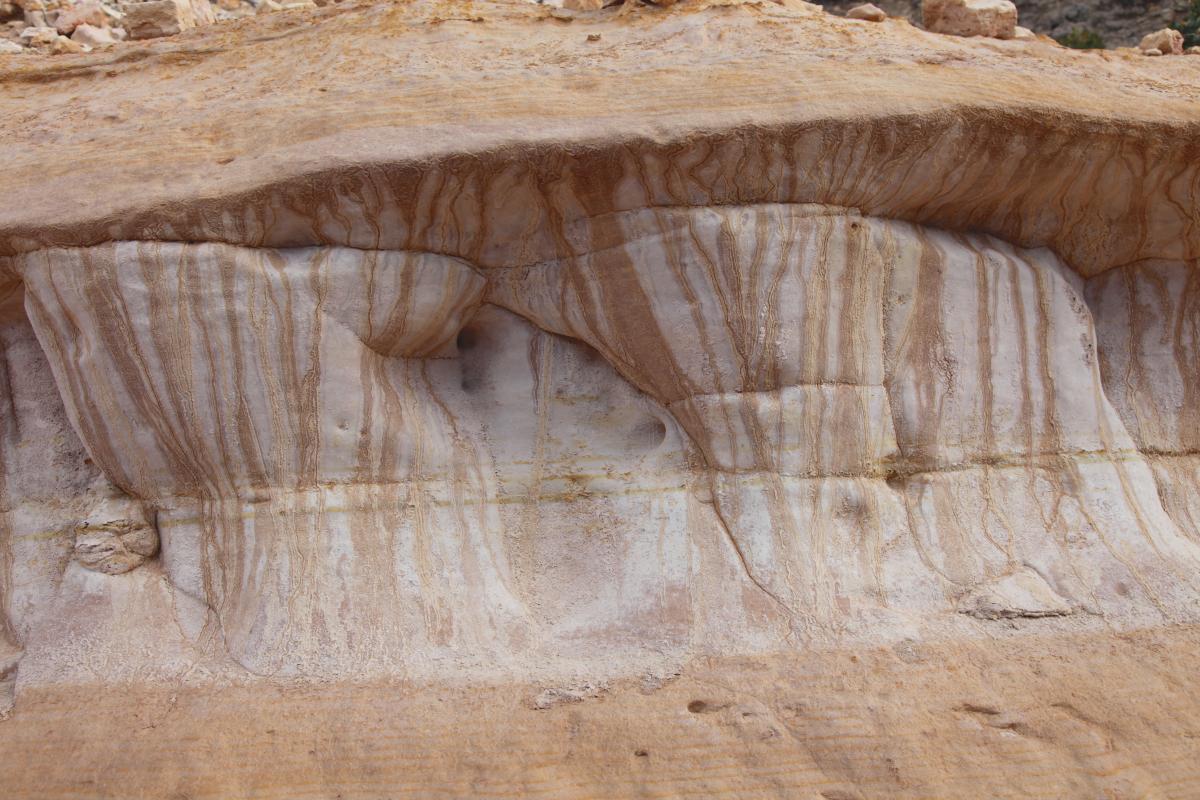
{"left": 1, "top": 0, "right": 126, "bottom": 51}
{"left": 922, "top": 0, "right": 1018, "bottom": 38}
{"left": 1139, "top": 27, "right": 1184, "bottom": 55}
{"left": 846, "top": 3, "right": 886, "bottom": 21}
{"left": 0, "top": 0, "right": 1195, "bottom": 55}
{"left": 820, "top": 0, "right": 1186, "bottom": 49}
{"left": 0, "top": 0, "right": 322, "bottom": 51}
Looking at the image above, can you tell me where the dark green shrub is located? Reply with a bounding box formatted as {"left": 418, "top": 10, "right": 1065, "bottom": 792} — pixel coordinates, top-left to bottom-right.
{"left": 1175, "top": 0, "right": 1200, "bottom": 48}
{"left": 1055, "top": 27, "right": 1107, "bottom": 48}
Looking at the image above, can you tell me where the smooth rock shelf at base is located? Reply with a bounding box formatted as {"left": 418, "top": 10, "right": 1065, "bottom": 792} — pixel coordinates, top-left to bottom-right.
{"left": 4, "top": 626, "right": 1200, "bottom": 799}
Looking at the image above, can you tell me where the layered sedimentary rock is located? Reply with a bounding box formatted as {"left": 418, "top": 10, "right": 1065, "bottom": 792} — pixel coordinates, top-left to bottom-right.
{"left": 492, "top": 205, "right": 1200, "bottom": 628}
{"left": 1, "top": 0, "right": 1199, "bottom": 796}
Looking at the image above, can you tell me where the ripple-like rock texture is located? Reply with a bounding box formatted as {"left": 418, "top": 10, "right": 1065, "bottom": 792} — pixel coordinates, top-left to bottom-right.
{"left": 1, "top": 0, "right": 1199, "bottom": 796}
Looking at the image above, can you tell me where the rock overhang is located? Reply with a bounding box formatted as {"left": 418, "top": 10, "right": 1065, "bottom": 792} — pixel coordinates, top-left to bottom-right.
{"left": 1, "top": 0, "right": 1199, "bottom": 275}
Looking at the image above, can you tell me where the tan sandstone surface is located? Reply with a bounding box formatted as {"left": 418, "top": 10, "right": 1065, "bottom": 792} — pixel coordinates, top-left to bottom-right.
{"left": 1, "top": 0, "right": 1199, "bottom": 796}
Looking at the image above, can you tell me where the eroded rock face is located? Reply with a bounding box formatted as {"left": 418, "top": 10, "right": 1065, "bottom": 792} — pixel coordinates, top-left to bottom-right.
{"left": 4, "top": 204, "right": 1198, "bottom": 677}
{"left": 0, "top": 0, "right": 1199, "bottom": 795}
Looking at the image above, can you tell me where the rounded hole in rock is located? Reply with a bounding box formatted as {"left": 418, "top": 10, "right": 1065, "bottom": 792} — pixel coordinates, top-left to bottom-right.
{"left": 457, "top": 325, "right": 483, "bottom": 392}
{"left": 631, "top": 416, "right": 668, "bottom": 450}
{"left": 456, "top": 327, "right": 478, "bottom": 352}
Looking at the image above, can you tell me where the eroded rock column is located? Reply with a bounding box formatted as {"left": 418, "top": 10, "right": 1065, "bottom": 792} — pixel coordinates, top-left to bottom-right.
{"left": 1088, "top": 260, "right": 1200, "bottom": 544}
{"left": 884, "top": 227, "right": 1200, "bottom": 622}
{"left": 492, "top": 205, "right": 913, "bottom": 628}
{"left": 15, "top": 242, "right": 528, "bottom": 675}
{"left": 492, "top": 204, "right": 1200, "bottom": 628}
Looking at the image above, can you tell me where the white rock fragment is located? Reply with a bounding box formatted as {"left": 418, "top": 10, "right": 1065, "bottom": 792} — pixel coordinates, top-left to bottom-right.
{"left": 531, "top": 681, "right": 608, "bottom": 710}
{"left": 1012, "top": 25, "right": 1035, "bottom": 40}
{"left": 923, "top": 0, "right": 1017, "bottom": 39}
{"left": 17, "top": 22, "right": 54, "bottom": 41}
{"left": 0, "top": 38, "right": 21, "bottom": 52}
{"left": 1138, "top": 28, "right": 1183, "bottom": 55}
{"left": 846, "top": 3, "right": 886, "bottom": 21}
{"left": 71, "top": 21, "right": 114, "bottom": 44}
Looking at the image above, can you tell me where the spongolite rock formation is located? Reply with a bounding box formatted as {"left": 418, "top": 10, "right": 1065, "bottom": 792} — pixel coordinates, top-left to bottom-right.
{"left": 1, "top": 0, "right": 1199, "bottom": 796}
